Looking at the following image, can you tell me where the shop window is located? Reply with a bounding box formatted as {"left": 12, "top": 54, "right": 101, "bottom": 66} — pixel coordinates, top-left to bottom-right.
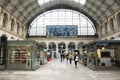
{"left": 2, "top": 13, "right": 8, "bottom": 27}
{"left": 8, "top": 47, "right": 29, "bottom": 64}
{"left": 117, "top": 12, "right": 120, "bottom": 27}
{"left": 110, "top": 18, "right": 114, "bottom": 31}
{"left": 101, "top": 51, "right": 110, "bottom": 58}
{"left": 10, "top": 19, "right": 15, "bottom": 31}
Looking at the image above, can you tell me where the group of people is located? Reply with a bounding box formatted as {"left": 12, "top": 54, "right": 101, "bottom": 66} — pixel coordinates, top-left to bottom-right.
{"left": 65, "top": 52, "right": 79, "bottom": 68}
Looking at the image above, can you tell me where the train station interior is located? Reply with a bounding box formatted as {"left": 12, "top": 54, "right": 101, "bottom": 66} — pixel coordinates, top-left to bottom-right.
{"left": 0, "top": 0, "right": 120, "bottom": 80}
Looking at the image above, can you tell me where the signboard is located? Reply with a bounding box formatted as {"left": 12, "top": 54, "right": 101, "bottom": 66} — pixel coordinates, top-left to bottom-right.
{"left": 95, "top": 42, "right": 109, "bottom": 46}
{"left": 46, "top": 25, "right": 78, "bottom": 37}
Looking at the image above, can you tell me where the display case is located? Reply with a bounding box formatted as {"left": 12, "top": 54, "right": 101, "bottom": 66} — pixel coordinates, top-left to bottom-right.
{"left": 7, "top": 40, "right": 40, "bottom": 70}
{"left": 9, "top": 47, "right": 27, "bottom": 64}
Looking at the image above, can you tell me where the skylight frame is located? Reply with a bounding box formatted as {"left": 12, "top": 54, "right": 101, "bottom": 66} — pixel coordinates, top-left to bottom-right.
{"left": 37, "top": 0, "right": 86, "bottom": 6}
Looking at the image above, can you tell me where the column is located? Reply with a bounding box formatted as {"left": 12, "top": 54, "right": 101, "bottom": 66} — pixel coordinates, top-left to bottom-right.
{"left": 8, "top": 16, "right": 11, "bottom": 31}
{"left": 107, "top": 20, "right": 111, "bottom": 32}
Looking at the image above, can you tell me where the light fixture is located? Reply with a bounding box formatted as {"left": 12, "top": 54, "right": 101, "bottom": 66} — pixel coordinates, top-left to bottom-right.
{"left": 102, "top": 47, "right": 105, "bottom": 50}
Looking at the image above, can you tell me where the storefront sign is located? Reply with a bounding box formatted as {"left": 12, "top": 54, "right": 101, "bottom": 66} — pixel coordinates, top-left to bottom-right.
{"left": 95, "top": 42, "right": 109, "bottom": 46}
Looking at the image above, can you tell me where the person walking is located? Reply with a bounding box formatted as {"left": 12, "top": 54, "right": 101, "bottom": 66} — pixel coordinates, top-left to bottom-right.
{"left": 66, "top": 53, "right": 69, "bottom": 63}
{"left": 68, "top": 52, "right": 72, "bottom": 64}
{"left": 74, "top": 54, "right": 79, "bottom": 68}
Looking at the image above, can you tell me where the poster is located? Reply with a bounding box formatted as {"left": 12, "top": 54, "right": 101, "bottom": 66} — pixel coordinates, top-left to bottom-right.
{"left": 47, "top": 25, "right": 78, "bottom": 37}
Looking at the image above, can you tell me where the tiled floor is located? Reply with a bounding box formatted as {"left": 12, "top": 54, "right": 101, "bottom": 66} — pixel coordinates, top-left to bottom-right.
{"left": 0, "top": 59, "right": 120, "bottom": 80}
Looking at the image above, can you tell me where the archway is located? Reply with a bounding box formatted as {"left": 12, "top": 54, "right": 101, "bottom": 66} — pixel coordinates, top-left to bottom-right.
{"left": 68, "top": 42, "right": 76, "bottom": 52}
{"left": 38, "top": 42, "right": 47, "bottom": 50}
{"left": 58, "top": 42, "right": 66, "bottom": 53}
{"left": 48, "top": 42, "right": 56, "bottom": 51}
{"left": 78, "top": 42, "right": 84, "bottom": 49}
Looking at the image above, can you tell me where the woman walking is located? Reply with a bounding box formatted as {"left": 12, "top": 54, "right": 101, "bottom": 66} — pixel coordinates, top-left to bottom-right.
{"left": 68, "top": 53, "right": 72, "bottom": 64}
{"left": 74, "top": 53, "right": 79, "bottom": 68}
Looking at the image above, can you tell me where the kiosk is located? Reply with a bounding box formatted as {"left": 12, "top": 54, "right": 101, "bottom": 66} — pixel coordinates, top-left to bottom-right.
{"left": 7, "top": 40, "right": 40, "bottom": 70}
{"left": 82, "top": 40, "right": 120, "bottom": 70}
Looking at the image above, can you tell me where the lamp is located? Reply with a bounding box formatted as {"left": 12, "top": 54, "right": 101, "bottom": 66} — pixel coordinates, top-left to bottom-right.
{"left": 102, "top": 47, "right": 105, "bottom": 50}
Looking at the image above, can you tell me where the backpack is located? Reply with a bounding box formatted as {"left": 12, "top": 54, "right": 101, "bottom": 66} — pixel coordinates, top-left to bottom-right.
{"left": 68, "top": 54, "right": 72, "bottom": 59}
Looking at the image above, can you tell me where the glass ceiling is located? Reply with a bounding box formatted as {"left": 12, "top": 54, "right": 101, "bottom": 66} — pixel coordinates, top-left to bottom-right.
{"left": 29, "top": 9, "right": 96, "bottom": 36}
{"left": 37, "top": 0, "right": 87, "bottom": 6}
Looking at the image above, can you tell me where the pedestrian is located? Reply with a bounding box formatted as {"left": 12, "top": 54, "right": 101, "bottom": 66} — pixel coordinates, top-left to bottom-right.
{"left": 68, "top": 52, "right": 72, "bottom": 64}
{"left": 74, "top": 53, "right": 79, "bottom": 68}
{"left": 66, "top": 53, "right": 69, "bottom": 63}
{"left": 60, "top": 53, "right": 63, "bottom": 62}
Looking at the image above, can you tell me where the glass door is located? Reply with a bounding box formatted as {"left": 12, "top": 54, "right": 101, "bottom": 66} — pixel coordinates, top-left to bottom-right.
{"left": 26, "top": 48, "right": 31, "bottom": 69}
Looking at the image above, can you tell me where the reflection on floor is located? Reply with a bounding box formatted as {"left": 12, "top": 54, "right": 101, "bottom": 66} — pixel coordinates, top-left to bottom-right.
{"left": 0, "top": 59, "right": 120, "bottom": 80}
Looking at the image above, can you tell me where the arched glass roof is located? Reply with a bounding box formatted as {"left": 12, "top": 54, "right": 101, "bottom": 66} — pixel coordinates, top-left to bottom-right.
{"left": 29, "top": 9, "right": 95, "bottom": 36}
{"left": 37, "top": 0, "right": 86, "bottom": 6}
{"left": 0, "top": 0, "right": 119, "bottom": 29}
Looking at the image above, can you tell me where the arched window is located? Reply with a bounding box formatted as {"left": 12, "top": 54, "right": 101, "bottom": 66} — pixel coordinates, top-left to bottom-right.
{"left": 3, "top": 13, "right": 8, "bottom": 27}
{"left": 58, "top": 42, "right": 66, "bottom": 52}
{"left": 110, "top": 18, "right": 114, "bottom": 31}
{"left": 117, "top": 12, "right": 120, "bottom": 27}
{"left": 17, "top": 23, "right": 20, "bottom": 34}
{"left": 29, "top": 9, "right": 95, "bottom": 36}
{"left": 10, "top": 19, "right": 15, "bottom": 31}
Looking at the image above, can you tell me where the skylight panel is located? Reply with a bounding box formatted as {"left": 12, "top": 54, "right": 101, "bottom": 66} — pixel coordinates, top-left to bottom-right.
{"left": 74, "top": 0, "right": 86, "bottom": 5}
{"left": 37, "top": 0, "right": 50, "bottom": 6}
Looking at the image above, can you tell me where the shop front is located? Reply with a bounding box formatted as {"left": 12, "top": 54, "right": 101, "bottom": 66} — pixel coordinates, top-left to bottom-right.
{"left": 82, "top": 40, "right": 120, "bottom": 70}
{"left": 7, "top": 40, "right": 40, "bottom": 70}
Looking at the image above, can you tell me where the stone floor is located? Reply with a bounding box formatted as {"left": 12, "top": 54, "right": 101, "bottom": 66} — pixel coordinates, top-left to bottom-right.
{"left": 0, "top": 59, "right": 120, "bottom": 80}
